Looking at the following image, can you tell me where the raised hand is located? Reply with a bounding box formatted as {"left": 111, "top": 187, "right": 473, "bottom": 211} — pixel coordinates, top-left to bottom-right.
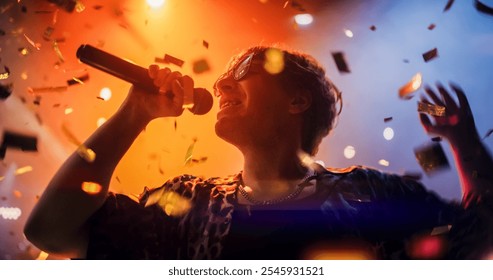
{"left": 419, "top": 82, "right": 478, "bottom": 146}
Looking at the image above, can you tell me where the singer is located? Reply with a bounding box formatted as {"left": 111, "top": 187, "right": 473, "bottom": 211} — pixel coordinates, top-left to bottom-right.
{"left": 24, "top": 45, "right": 493, "bottom": 260}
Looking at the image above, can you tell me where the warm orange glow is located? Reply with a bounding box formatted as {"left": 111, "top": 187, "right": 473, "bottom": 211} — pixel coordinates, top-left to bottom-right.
{"left": 399, "top": 72, "right": 422, "bottom": 99}
{"left": 99, "top": 87, "right": 112, "bottom": 101}
{"left": 82, "top": 182, "right": 103, "bottom": 195}
{"left": 147, "top": 0, "right": 165, "bottom": 8}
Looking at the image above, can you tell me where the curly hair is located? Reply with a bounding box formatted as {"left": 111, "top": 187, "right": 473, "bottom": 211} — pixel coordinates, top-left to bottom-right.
{"left": 218, "top": 45, "right": 343, "bottom": 156}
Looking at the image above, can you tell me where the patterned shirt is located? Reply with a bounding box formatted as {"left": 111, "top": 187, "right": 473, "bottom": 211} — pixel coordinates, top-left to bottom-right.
{"left": 86, "top": 165, "right": 493, "bottom": 259}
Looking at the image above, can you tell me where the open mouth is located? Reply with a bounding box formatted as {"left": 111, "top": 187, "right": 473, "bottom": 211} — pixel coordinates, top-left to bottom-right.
{"left": 220, "top": 100, "right": 242, "bottom": 110}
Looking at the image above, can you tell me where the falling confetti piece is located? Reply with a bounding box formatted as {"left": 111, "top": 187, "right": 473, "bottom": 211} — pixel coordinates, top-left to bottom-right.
{"left": 64, "top": 107, "right": 73, "bottom": 114}
{"left": 398, "top": 72, "right": 422, "bottom": 99}
{"left": 146, "top": 188, "right": 192, "bottom": 216}
{"left": 82, "top": 181, "right": 102, "bottom": 195}
{"left": 283, "top": 1, "right": 289, "bottom": 9}
{"left": 77, "top": 145, "right": 96, "bottom": 163}
{"left": 0, "top": 131, "right": 38, "bottom": 160}
{"left": 47, "top": 0, "right": 77, "bottom": 12}
{"left": 157, "top": 54, "right": 185, "bottom": 67}
{"left": 264, "top": 48, "right": 285, "bottom": 75}
{"left": 42, "top": 26, "right": 55, "bottom": 41}
{"left": 384, "top": 117, "right": 393, "bottom": 122}
{"left": 343, "top": 28, "right": 354, "bottom": 38}
{"left": 414, "top": 142, "right": 450, "bottom": 175}
{"left": 378, "top": 159, "right": 390, "bottom": 167}
{"left": 430, "top": 225, "right": 452, "bottom": 235}
{"left": 27, "top": 86, "right": 67, "bottom": 93}
{"left": 35, "top": 251, "right": 49, "bottom": 260}
{"left": 484, "top": 129, "right": 493, "bottom": 139}
{"left": 417, "top": 101, "right": 446, "bottom": 117}
{"left": 19, "top": 47, "right": 29, "bottom": 56}
{"left": 0, "top": 83, "right": 13, "bottom": 99}
{"left": 23, "top": 34, "right": 41, "bottom": 50}
{"left": 53, "top": 40, "right": 65, "bottom": 63}
{"left": 475, "top": 0, "right": 493, "bottom": 16}
{"left": 422, "top": 48, "right": 438, "bottom": 62}
{"left": 443, "top": 0, "right": 455, "bottom": 12}
{"left": 66, "top": 73, "right": 89, "bottom": 86}
{"left": 369, "top": 25, "right": 376, "bottom": 31}
{"left": 184, "top": 138, "right": 198, "bottom": 165}
{"left": 202, "top": 40, "right": 209, "bottom": 49}
{"left": 0, "top": 66, "right": 10, "bottom": 79}
{"left": 93, "top": 5, "right": 103, "bottom": 10}
{"left": 427, "top": 23, "right": 436, "bottom": 30}
{"left": 0, "top": 166, "right": 33, "bottom": 182}
{"left": 331, "top": 52, "right": 350, "bottom": 73}
{"left": 192, "top": 59, "right": 210, "bottom": 74}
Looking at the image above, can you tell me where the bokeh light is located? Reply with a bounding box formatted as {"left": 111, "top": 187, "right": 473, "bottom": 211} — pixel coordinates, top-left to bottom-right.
{"left": 294, "top": 14, "right": 314, "bottom": 25}
{"left": 383, "top": 127, "right": 394, "bottom": 140}
{"left": 146, "top": 0, "right": 165, "bottom": 8}
{"left": 99, "top": 87, "right": 112, "bottom": 101}
{"left": 343, "top": 145, "right": 356, "bottom": 159}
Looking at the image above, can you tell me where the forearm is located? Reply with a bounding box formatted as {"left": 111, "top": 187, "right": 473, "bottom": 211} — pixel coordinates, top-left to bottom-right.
{"left": 24, "top": 102, "right": 150, "bottom": 256}
{"left": 450, "top": 133, "right": 493, "bottom": 207}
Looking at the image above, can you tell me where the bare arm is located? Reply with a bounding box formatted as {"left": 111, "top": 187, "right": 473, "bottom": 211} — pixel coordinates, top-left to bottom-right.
{"left": 24, "top": 66, "right": 190, "bottom": 258}
{"left": 419, "top": 82, "right": 493, "bottom": 207}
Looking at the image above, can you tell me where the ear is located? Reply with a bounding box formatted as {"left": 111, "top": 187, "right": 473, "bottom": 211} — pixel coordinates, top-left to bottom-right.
{"left": 288, "top": 91, "right": 312, "bottom": 114}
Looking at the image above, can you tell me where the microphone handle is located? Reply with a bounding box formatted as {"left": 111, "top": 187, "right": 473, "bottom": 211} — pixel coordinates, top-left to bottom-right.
{"left": 76, "top": 44, "right": 162, "bottom": 95}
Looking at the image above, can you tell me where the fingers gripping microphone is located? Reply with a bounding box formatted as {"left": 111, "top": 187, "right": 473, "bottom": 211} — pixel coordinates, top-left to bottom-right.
{"left": 76, "top": 44, "right": 213, "bottom": 115}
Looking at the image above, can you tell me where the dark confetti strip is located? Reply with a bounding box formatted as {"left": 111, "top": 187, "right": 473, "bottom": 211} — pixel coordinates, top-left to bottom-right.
{"left": 403, "top": 59, "right": 410, "bottom": 63}
{"left": 443, "top": 0, "right": 455, "bottom": 12}
{"left": 384, "top": 117, "right": 393, "bottom": 123}
{"left": 203, "top": 40, "right": 209, "bottom": 49}
{"left": 163, "top": 54, "right": 185, "bottom": 67}
{"left": 291, "top": 1, "right": 306, "bottom": 12}
{"left": 43, "top": 26, "right": 55, "bottom": 41}
{"left": 0, "top": 83, "right": 13, "bottom": 100}
{"left": 47, "top": 0, "right": 77, "bottom": 13}
{"left": 428, "top": 23, "right": 436, "bottom": 30}
{"left": 475, "top": 0, "right": 493, "bottom": 16}
{"left": 174, "top": 119, "right": 177, "bottom": 131}
{"left": 422, "top": 48, "right": 438, "bottom": 62}
{"left": 331, "top": 52, "right": 351, "bottom": 73}
{"left": 0, "top": 29, "right": 5, "bottom": 36}
{"left": 484, "top": 128, "right": 493, "bottom": 138}
{"left": 21, "top": 5, "right": 27, "bottom": 13}
{"left": 93, "top": 5, "right": 103, "bottom": 10}
{"left": 0, "top": 131, "right": 38, "bottom": 159}
{"left": 192, "top": 59, "right": 210, "bottom": 74}
{"left": 96, "top": 96, "right": 105, "bottom": 101}
{"left": 66, "top": 73, "right": 89, "bottom": 86}
{"left": 414, "top": 142, "right": 450, "bottom": 175}
{"left": 53, "top": 103, "right": 61, "bottom": 108}
{"left": 33, "top": 95, "right": 41, "bottom": 106}
{"left": 431, "top": 137, "right": 442, "bottom": 142}
{"left": 370, "top": 25, "right": 376, "bottom": 31}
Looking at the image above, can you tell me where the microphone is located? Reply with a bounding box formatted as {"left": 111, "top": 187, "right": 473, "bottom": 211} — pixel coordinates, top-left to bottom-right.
{"left": 76, "top": 44, "right": 213, "bottom": 115}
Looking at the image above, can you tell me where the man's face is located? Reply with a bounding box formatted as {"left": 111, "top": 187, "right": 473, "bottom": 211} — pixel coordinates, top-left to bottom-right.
{"left": 213, "top": 52, "right": 294, "bottom": 149}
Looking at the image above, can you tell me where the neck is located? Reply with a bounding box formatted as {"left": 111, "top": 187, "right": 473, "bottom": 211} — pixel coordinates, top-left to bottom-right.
{"left": 241, "top": 144, "right": 308, "bottom": 200}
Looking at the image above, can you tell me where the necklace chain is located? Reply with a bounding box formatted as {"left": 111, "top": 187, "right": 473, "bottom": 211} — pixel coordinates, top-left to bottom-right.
{"left": 237, "top": 172, "right": 315, "bottom": 205}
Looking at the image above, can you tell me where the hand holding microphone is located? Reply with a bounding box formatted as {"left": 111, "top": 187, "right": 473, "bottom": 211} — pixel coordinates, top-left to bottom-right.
{"left": 76, "top": 44, "right": 213, "bottom": 115}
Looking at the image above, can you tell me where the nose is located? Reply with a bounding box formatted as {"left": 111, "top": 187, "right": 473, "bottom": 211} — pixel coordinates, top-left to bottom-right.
{"left": 214, "top": 73, "right": 236, "bottom": 97}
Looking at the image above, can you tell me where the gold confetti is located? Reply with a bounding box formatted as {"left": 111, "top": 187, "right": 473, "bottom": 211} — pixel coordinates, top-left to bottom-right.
{"left": 64, "top": 107, "right": 73, "bottom": 115}
{"left": 417, "top": 101, "right": 446, "bottom": 117}
{"left": 53, "top": 40, "right": 65, "bottom": 63}
{"left": 23, "top": 34, "right": 41, "bottom": 50}
{"left": 19, "top": 47, "right": 29, "bottom": 56}
{"left": 81, "top": 181, "right": 102, "bottom": 195}
{"left": 75, "top": 0, "right": 85, "bottom": 12}
{"left": 62, "top": 123, "right": 97, "bottom": 163}
{"left": 378, "top": 159, "right": 390, "bottom": 167}
{"left": 184, "top": 137, "right": 198, "bottom": 165}
{"left": 35, "top": 251, "right": 49, "bottom": 260}
{"left": 0, "top": 166, "right": 32, "bottom": 182}
{"left": 399, "top": 72, "right": 422, "bottom": 99}
{"left": 77, "top": 145, "right": 96, "bottom": 162}
{"left": 264, "top": 48, "right": 285, "bottom": 75}
{"left": 0, "top": 66, "right": 10, "bottom": 79}
{"left": 27, "top": 86, "right": 67, "bottom": 93}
